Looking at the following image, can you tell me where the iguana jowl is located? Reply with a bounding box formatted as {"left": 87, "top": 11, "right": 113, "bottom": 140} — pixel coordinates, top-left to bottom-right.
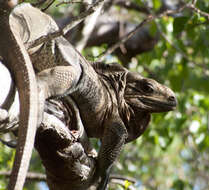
{"left": 6, "top": 3, "right": 177, "bottom": 190}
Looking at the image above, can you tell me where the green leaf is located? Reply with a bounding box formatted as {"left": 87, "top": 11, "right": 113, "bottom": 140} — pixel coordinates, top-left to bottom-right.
{"left": 153, "top": 0, "right": 161, "bottom": 10}
{"left": 124, "top": 180, "right": 131, "bottom": 190}
{"left": 149, "top": 21, "right": 158, "bottom": 37}
{"left": 173, "top": 17, "right": 189, "bottom": 35}
{"left": 172, "top": 179, "right": 186, "bottom": 190}
{"left": 198, "top": 16, "right": 206, "bottom": 22}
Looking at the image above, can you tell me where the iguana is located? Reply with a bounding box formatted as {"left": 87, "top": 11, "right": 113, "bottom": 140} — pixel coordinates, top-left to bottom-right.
{"left": 34, "top": 61, "right": 177, "bottom": 190}
{"left": 69, "top": 62, "right": 177, "bottom": 190}
{"left": 2, "top": 2, "right": 177, "bottom": 190}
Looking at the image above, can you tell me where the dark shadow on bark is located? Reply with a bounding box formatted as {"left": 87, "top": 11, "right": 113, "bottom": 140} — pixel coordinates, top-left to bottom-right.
{"left": 35, "top": 99, "right": 98, "bottom": 190}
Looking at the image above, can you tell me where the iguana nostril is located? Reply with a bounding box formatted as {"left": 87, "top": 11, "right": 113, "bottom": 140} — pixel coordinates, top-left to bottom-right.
{"left": 168, "top": 96, "right": 176, "bottom": 102}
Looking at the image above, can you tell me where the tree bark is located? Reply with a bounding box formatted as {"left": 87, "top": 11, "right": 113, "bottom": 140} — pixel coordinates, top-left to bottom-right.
{"left": 0, "top": 98, "right": 99, "bottom": 190}
{"left": 35, "top": 99, "right": 99, "bottom": 190}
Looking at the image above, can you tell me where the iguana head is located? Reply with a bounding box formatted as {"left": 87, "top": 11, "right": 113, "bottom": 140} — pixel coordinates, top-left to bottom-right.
{"left": 93, "top": 62, "right": 176, "bottom": 143}
{"left": 122, "top": 72, "right": 177, "bottom": 143}
{"left": 125, "top": 72, "right": 177, "bottom": 112}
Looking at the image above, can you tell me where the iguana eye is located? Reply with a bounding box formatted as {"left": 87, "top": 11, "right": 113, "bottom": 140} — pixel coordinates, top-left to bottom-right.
{"left": 142, "top": 82, "right": 154, "bottom": 93}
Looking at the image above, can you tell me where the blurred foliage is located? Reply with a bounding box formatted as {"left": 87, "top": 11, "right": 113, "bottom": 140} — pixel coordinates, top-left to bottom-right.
{"left": 1, "top": 0, "right": 209, "bottom": 190}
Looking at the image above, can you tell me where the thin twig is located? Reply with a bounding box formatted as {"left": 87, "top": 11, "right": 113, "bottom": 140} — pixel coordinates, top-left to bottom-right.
{"left": 56, "top": 1, "right": 85, "bottom": 7}
{"left": 187, "top": 4, "right": 209, "bottom": 21}
{"left": 114, "top": 0, "right": 149, "bottom": 14}
{"left": 192, "top": 0, "right": 197, "bottom": 5}
{"left": 32, "top": 0, "right": 48, "bottom": 7}
{"left": 62, "top": 0, "right": 105, "bottom": 34}
{"left": 110, "top": 174, "right": 137, "bottom": 184}
{"left": 96, "top": 15, "right": 153, "bottom": 62}
{"left": 0, "top": 171, "right": 46, "bottom": 181}
{"left": 110, "top": 179, "right": 136, "bottom": 190}
{"left": 41, "top": 0, "right": 56, "bottom": 12}
{"left": 76, "top": 0, "right": 105, "bottom": 51}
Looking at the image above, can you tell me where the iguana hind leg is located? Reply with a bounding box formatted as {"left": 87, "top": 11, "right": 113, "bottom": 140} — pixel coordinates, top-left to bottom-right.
{"left": 96, "top": 118, "right": 128, "bottom": 190}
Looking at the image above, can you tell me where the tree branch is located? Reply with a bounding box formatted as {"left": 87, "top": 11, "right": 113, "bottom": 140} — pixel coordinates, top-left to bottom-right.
{"left": 187, "top": 3, "right": 209, "bottom": 21}
{"left": 97, "top": 4, "right": 187, "bottom": 61}
{"left": 76, "top": 0, "right": 105, "bottom": 51}
{"left": 110, "top": 178, "right": 136, "bottom": 190}
{"left": 35, "top": 98, "right": 98, "bottom": 190}
{"left": 0, "top": 171, "right": 46, "bottom": 182}
{"left": 0, "top": 171, "right": 137, "bottom": 184}
{"left": 0, "top": 98, "right": 98, "bottom": 190}
{"left": 27, "top": 0, "right": 105, "bottom": 49}
{"left": 114, "top": 0, "right": 149, "bottom": 14}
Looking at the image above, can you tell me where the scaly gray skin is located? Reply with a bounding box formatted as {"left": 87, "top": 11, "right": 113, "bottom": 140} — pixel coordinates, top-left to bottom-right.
{"left": 0, "top": 1, "right": 38, "bottom": 190}
{"left": 7, "top": 3, "right": 177, "bottom": 190}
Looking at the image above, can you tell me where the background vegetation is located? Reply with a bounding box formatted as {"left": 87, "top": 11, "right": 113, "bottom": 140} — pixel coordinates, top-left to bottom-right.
{"left": 0, "top": 0, "right": 209, "bottom": 189}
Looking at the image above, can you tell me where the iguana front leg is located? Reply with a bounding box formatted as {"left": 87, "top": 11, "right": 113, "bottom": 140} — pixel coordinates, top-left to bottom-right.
{"left": 35, "top": 31, "right": 82, "bottom": 111}
{"left": 96, "top": 117, "right": 128, "bottom": 190}
{"left": 37, "top": 65, "right": 81, "bottom": 101}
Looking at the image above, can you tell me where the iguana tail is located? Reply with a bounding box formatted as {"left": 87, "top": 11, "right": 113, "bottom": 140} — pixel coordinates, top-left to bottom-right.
{"left": 0, "top": 1, "right": 38, "bottom": 190}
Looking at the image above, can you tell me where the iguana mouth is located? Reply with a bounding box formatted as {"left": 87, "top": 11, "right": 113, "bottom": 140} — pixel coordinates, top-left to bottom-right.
{"left": 125, "top": 95, "right": 177, "bottom": 111}
{"left": 139, "top": 97, "right": 177, "bottom": 110}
